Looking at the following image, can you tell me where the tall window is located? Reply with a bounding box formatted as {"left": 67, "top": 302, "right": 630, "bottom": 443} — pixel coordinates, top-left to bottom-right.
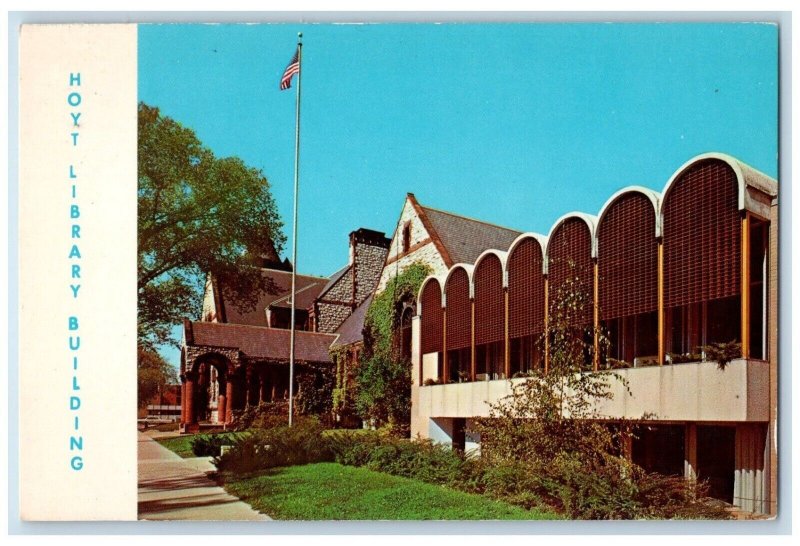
{"left": 508, "top": 237, "right": 545, "bottom": 375}
{"left": 663, "top": 159, "right": 742, "bottom": 361}
{"left": 597, "top": 192, "right": 658, "bottom": 367}
{"left": 402, "top": 222, "right": 411, "bottom": 253}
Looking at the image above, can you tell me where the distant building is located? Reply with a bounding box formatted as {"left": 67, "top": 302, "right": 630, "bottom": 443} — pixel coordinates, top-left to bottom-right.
{"left": 411, "top": 153, "right": 778, "bottom": 515}
{"left": 140, "top": 384, "right": 182, "bottom": 422}
{"left": 179, "top": 228, "right": 390, "bottom": 432}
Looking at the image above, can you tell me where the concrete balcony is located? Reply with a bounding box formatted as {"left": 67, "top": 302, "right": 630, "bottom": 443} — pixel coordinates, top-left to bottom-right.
{"left": 416, "top": 358, "right": 769, "bottom": 422}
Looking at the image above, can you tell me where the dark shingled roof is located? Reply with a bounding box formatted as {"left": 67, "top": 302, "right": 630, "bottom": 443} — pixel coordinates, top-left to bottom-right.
{"left": 219, "top": 268, "right": 327, "bottom": 326}
{"left": 420, "top": 205, "right": 522, "bottom": 264}
{"left": 189, "top": 321, "right": 335, "bottom": 363}
{"left": 332, "top": 294, "right": 372, "bottom": 347}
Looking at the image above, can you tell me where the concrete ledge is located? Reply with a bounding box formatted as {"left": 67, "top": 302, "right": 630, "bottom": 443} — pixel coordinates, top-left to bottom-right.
{"left": 416, "top": 358, "right": 769, "bottom": 422}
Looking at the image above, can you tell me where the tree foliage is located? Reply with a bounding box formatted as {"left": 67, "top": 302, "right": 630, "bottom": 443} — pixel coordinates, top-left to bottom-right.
{"left": 137, "top": 346, "right": 178, "bottom": 409}
{"left": 355, "top": 262, "right": 432, "bottom": 432}
{"left": 138, "top": 102, "right": 286, "bottom": 349}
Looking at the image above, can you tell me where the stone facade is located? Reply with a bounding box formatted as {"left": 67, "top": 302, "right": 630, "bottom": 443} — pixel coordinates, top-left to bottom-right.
{"left": 316, "top": 229, "right": 390, "bottom": 333}
{"left": 377, "top": 197, "right": 449, "bottom": 293}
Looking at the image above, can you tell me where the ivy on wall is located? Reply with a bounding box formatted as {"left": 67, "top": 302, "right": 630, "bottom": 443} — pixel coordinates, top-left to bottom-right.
{"left": 354, "top": 261, "right": 432, "bottom": 433}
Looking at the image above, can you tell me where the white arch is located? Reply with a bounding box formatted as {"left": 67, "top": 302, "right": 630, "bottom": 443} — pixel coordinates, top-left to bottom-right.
{"left": 661, "top": 152, "right": 746, "bottom": 216}
{"left": 416, "top": 275, "right": 446, "bottom": 316}
{"left": 506, "top": 232, "right": 549, "bottom": 278}
{"left": 443, "top": 263, "right": 476, "bottom": 302}
{"left": 545, "top": 211, "right": 599, "bottom": 273}
{"left": 473, "top": 249, "right": 509, "bottom": 289}
{"left": 596, "top": 185, "right": 662, "bottom": 239}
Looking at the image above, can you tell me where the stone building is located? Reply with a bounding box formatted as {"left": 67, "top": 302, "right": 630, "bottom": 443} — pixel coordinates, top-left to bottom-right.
{"left": 179, "top": 228, "right": 390, "bottom": 432}
{"left": 411, "top": 153, "right": 778, "bottom": 515}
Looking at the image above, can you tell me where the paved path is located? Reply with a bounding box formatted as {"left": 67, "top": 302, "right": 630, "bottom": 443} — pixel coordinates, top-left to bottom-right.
{"left": 138, "top": 432, "right": 270, "bottom": 521}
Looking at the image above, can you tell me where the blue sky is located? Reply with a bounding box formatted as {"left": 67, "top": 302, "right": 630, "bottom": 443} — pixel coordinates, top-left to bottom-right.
{"left": 139, "top": 23, "right": 777, "bottom": 365}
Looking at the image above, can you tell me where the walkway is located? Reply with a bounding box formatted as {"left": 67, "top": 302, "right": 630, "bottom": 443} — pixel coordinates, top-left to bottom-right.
{"left": 138, "top": 432, "right": 270, "bottom": 521}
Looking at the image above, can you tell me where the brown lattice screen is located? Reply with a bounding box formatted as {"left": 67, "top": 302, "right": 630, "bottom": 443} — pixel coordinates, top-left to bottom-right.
{"left": 663, "top": 160, "right": 741, "bottom": 308}
{"left": 420, "top": 280, "right": 443, "bottom": 355}
{"left": 445, "top": 268, "right": 472, "bottom": 350}
{"left": 474, "top": 254, "right": 504, "bottom": 345}
{"left": 509, "top": 238, "right": 545, "bottom": 338}
{"left": 547, "top": 217, "right": 594, "bottom": 326}
{"left": 598, "top": 193, "right": 658, "bottom": 320}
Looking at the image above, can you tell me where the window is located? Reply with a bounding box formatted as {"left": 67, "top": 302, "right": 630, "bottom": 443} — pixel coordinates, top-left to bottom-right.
{"left": 402, "top": 222, "right": 411, "bottom": 253}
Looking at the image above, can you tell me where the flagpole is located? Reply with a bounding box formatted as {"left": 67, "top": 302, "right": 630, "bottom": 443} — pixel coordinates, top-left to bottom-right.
{"left": 288, "top": 32, "right": 302, "bottom": 427}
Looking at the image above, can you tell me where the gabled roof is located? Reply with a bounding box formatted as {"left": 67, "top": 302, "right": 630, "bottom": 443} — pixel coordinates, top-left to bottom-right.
{"left": 415, "top": 199, "right": 522, "bottom": 266}
{"left": 332, "top": 294, "right": 373, "bottom": 347}
{"left": 188, "top": 321, "right": 335, "bottom": 364}
{"left": 218, "top": 268, "right": 328, "bottom": 326}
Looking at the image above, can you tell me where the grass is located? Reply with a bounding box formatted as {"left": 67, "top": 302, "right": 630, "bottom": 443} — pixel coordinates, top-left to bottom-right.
{"left": 223, "top": 462, "right": 559, "bottom": 520}
{"left": 156, "top": 431, "right": 243, "bottom": 458}
{"left": 155, "top": 435, "right": 197, "bottom": 458}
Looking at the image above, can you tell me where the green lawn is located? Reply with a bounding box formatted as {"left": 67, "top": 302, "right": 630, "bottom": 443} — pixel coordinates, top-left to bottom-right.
{"left": 155, "top": 435, "right": 197, "bottom": 458}
{"left": 223, "top": 462, "right": 558, "bottom": 520}
{"left": 156, "top": 431, "right": 243, "bottom": 458}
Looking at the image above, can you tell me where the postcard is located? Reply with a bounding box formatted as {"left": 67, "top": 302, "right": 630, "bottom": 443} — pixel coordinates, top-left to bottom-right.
{"left": 14, "top": 18, "right": 782, "bottom": 525}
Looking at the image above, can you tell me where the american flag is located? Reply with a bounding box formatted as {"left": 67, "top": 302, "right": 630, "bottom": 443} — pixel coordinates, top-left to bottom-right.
{"left": 280, "top": 47, "right": 300, "bottom": 90}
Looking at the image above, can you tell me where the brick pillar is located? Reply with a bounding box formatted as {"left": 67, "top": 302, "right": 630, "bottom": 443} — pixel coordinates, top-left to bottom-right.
{"left": 180, "top": 380, "right": 186, "bottom": 424}
{"left": 225, "top": 379, "right": 234, "bottom": 424}
{"left": 185, "top": 376, "right": 196, "bottom": 425}
{"left": 217, "top": 379, "right": 227, "bottom": 425}
{"left": 259, "top": 370, "right": 266, "bottom": 404}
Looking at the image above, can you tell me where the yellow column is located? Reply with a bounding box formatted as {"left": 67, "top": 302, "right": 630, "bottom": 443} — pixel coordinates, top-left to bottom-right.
{"left": 470, "top": 299, "right": 476, "bottom": 382}
{"left": 442, "top": 307, "right": 448, "bottom": 384}
{"left": 504, "top": 289, "right": 510, "bottom": 379}
{"left": 658, "top": 241, "right": 665, "bottom": 365}
{"left": 544, "top": 277, "right": 549, "bottom": 374}
{"left": 593, "top": 261, "right": 599, "bottom": 371}
{"left": 741, "top": 213, "right": 751, "bottom": 359}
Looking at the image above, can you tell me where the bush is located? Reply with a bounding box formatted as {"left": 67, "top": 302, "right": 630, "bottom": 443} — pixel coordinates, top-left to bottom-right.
{"left": 215, "top": 416, "right": 333, "bottom": 474}
{"left": 191, "top": 434, "right": 226, "bottom": 457}
{"left": 230, "top": 401, "right": 291, "bottom": 431}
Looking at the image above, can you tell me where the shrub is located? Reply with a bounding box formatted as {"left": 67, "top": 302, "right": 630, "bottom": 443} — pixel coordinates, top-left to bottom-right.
{"left": 215, "top": 416, "right": 333, "bottom": 474}
{"left": 191, "top": 434, "right": 227, "bottom": 457}
{"left": 230, "top": 401, "right": 290, "bottom": 431}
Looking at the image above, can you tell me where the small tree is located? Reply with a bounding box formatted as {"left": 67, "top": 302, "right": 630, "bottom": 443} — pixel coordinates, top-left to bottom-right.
{"left": 137, "top": 345, "right": 178, "bottom": 409}
{"left": 473, "top": 265, "right": 727, "bottom": 519}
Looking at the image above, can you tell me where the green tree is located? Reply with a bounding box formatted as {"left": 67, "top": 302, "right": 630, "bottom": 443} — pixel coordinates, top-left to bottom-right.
{"left": 473, "top": 266, "right": 725, "bottom": 519}
{"left": 355, "top": 262, "right": 432, "bottom": 433}
{"left": 138, "top": 346, "right": 178, "bottom": 409}
{"left": 138, "top": 103, "right": 286, "bottom": 350}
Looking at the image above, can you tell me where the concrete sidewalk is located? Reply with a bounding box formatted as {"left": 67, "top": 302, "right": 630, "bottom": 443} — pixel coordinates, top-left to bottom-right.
{"left": 138, "top": 432, "right": 270, "bottom": 521}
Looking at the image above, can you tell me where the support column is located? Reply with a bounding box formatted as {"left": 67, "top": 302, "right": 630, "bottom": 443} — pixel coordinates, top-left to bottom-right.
{"left": 544, "top": 276, "right": 549, "bottom": 373}
{"left": 217, "top": 382, "right": 227, "bottom": 426}
{"left": 180, "top": 380, "right": 186, "bottom": 424}
{"left": 185, "top": 375, "right": 196, "bottom": 426}
{"left": 593, "top": 261, "right": 599, "bottom": 371}
{"left": 245, "top": 366, "right": 253, "bottom": 407}
{"left": 259, "top": 369, "right": 266, "bottom": 404}
{"left": 504, "top": 289, "right": 510, "bottom": 379}
{"left": 225, "top": 379, "right": 234, "bottom": 424}
{"left": 658, "top": 241, "right": 665, "bottom": 365}
{"left": 470, "top": 299, "right": 476, "bottom": 382}
{"left": 270, "top": 367, "right": 278, "bottom": 402}
{"left": 442, "top": 308, "right": 448, "bottom": 383}
{"left": 684, "top": 423, "right": 697, "bottom": 481}
{"left": 741, "top": 212, "right": 751, "bottom": 359}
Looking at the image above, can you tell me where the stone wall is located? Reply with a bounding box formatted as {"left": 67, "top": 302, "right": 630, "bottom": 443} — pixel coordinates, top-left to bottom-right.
{"left": 377, "top": 198, "right": 449, "bottom": 292}
{"left": 182, "top": 345, "right": 240, "bottom": 376}
{"left": 316, "top": 229, "right": 390, "bottom": 334}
